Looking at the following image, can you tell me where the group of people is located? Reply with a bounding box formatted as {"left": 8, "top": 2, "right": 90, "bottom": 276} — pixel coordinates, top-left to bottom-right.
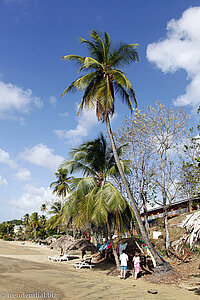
{"left": 119, "top": 250, "right": 141, "bottom": 280}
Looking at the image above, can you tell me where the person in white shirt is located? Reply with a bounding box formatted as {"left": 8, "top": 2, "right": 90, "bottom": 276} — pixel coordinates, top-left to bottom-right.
{"left": 119, "top": 250, "right": 129, "bottom": 279}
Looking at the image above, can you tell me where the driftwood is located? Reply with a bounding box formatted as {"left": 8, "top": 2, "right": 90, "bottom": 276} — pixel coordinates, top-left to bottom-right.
{"left": 168, "top": 246, "right": 190, "bottom": 262}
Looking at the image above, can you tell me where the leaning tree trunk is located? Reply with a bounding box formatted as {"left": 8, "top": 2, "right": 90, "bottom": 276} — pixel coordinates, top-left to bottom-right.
{"left": 106, "top": 117, "right": 173, "bottom": 274}
{"left": 107, "top": 218, "right": 120, "bottom": 271}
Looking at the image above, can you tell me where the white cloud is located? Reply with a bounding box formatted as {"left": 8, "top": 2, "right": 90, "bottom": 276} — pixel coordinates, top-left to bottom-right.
{"left": 14, "top": 168, "right": 31, "bottom": 181}
{"left": 10, "top": 185, "right": 57, "bottom": 216}
{"left": 0, "top": 81, "right": 43, "bottom": 119}
{"left": 0, "top": 175, "right": 8, "bottom": 186}
{"left": 49, "top": 96, "right": 57, "bottom": 107}
{"left": 54, "top": 107, "right": 98, "bottom": 144}
{"left": 19, "top": 143, "right": 65, "bottom": 171}
{"left": 0, "top": 148, "right": 17, "bottom": 169}
{"left": 146, "top": 6, "right": 200, "bottom": 108}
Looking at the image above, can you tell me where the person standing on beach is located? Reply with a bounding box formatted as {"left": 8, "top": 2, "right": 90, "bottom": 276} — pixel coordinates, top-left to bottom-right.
{"left": 133, "top": 253, "right": 140, "bottom": 279}
{"left": 119, "top": 250, "right": 129, "bottom": 279}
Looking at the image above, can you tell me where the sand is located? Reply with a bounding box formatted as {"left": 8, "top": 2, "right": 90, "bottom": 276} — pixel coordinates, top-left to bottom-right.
{"left": 0, "top": 239, "right": 199, "bottom": 300}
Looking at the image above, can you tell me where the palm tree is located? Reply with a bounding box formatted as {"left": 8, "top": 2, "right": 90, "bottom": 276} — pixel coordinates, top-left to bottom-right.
{"left": 63, "top": 134, "right": 133, "bottom": 269}
{"left": 30, "top": 212, "right": 39, "bottom": 240}
{"left": 23, "top": 213, "right": 30, "bottom": 240}
{"left": 48, "top": 201, "right": 66, "bottom": 234}
{"left": 50, "top": 168, "right": 72, "bottom": 204}
{"left": 5, "top": 221, "right": 11, "bottom": 236}
{"left": 40, "top": 204, "right": 47, "bottom": 215}
{"left": 62, "top": 30, "right": 171, "bottom": 273}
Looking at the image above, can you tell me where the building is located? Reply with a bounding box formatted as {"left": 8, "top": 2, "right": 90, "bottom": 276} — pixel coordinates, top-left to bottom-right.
{"left": 141, "top": 197, "right": 200, "bottom": 223}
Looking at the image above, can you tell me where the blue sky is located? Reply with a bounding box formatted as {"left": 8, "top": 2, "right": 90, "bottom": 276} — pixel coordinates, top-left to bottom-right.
{"left": 0, "top": 0, "right": 200, "bottom": 221}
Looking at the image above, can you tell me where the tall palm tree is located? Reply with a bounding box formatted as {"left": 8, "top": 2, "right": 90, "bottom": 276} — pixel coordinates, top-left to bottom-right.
{"left": 62, "top": 30, "right": 171, "bottom": 272}
{"left": 63, "top": 134, "right": 133, "bottom": 269}
{"left": 50, "top": 168, "right": 72, "bottom": 204}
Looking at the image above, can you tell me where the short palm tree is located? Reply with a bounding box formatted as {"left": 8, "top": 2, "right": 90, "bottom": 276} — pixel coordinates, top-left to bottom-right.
{"left": 30, "top": 212, "right": 39, "bottom": 240}
{"left": 61, "top": 30, "right": 171, "bottom": 272}
{"left": 63, "top": 134, "right": 133, "bottom": 269}
{"left": 48, "top": 201, "right": 66, "bottom": 234}
{"left": 23, "top": 213, "right": 30, "bottom": 239}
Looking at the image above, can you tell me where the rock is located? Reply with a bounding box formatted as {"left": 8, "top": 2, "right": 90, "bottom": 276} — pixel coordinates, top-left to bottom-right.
{"left": 148, "top": 289, "right": 158, "bottom": 294}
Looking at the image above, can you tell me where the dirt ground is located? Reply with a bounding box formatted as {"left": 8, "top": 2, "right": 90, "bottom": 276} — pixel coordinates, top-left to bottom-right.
{"left": 0, "top": 239, "right": 199, "bottom": 300}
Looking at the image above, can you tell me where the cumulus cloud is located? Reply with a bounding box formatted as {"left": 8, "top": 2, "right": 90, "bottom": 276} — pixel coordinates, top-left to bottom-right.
{"left": 10, "top": 185, "right": 57, "bottom": 216}
{"left": 54, "top": 107, "right": 98, "bottom": 145}
{"left": 14, "top": 168, "right": 31, "bottom": 181}
{"left": 146, "top": 6, "right": 200, "bottom": 108}
{"left": 19, "top": 143, "right": 65, "bottom": 171}
{"left": 0, "top": 148, "right": 17, "bottom": 169}
{"left": 0, "top": 81, "right": 42, "bottom": 120}
{"left": 0, "top": 175, "right": 8, "bottom": 186}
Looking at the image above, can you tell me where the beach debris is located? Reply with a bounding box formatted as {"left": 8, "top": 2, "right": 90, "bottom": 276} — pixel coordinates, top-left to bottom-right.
{"left": 170, "top": 211, "right": 200, "bottom": 261}
{"left": 148, "top": 289, "right": 158, "bottom": 294}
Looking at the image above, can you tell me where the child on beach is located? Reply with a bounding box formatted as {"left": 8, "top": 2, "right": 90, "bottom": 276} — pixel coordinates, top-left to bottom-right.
{"left": 133, "top": 253, "right": 140, "bottom": 279}
{"left": 119, "top": 250, "right": 129, "bottom": 279}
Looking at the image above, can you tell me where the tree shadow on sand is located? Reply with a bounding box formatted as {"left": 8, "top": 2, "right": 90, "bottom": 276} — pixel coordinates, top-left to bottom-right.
{"left": 194, "top": 288, "right": 200, "bottom": 295}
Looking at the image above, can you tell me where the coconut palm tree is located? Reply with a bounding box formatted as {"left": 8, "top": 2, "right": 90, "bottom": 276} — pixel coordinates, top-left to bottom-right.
{"left": 63, "top": 134, "right": 133, "bottom": 269}
{"left": 30, "top": 212, "right": 39, "bottom": 240}
{"left": 61, "top": 30, "right": 171, "bottom": 272}
{"left": 40, "top": 204, "right": 47, "bottom": 215}
{"left": 50, "top": 168, "right": 72, "bottom": 204}
{"left": 23, "top": 213, "right": 30, "bottom": 240}
{"left": 48, "top": 201, "right": 66, "bottom": 234}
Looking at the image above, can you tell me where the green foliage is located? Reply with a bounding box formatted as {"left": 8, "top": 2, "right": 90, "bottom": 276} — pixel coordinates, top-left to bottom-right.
{"left": 0, "top": 221, "right": 14, "bottom": 238}
{"left": 50, "top": 168, "right": 73, "bottom": 199}
{"left": 62, "top": 30, "right": 138, "bottom": 121}
{"left": 61, "top": 134, "right": 134, "bottom": 235}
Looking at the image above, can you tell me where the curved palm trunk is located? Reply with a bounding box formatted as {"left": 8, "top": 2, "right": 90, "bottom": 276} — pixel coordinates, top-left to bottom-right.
{"left": 106, "top": 117, "right": 172, "bottom": 274}
{"left": 107, "top": 219, "right": 120, "bottom": 271}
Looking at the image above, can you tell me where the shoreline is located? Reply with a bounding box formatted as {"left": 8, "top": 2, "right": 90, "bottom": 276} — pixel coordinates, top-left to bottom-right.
{"left": 0, "top": 239, "right": 199, "bottom": 299}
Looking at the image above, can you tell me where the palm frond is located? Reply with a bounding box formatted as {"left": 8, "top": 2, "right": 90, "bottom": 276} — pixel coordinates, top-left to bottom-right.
{"left": 62, "top": 160, "right": 97, "bottom": 177}
{"left": 104, "top": 32, "right": 111, "bottom": 62}
{"left": 82, "top": 57, "right": 102, "bottom": 69}
{"left": 109, "top": 43, "right": 139, "bottom": 68}
{"left": 110, "top": 69, "right": 132, "bottom": 89}
{"left": 62, "top": 54, "right": 84, "bottom": 62}
{"left": 113, "top": 81, "right": 135, "bottom": 112}
{"left": 61, "top": 80, "right": 80, "bottom": 97}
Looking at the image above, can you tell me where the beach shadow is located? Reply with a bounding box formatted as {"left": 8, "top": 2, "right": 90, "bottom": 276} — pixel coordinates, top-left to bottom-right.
{"left": 191, "top": 274, "right": 200, "bottom": 278}
{"left": 67, "top": 256, "right": 80, "bottom": 261}
{"left": 194, "top": 288, "right": 200, "bottom": 295}
{"left": 92, "top": 260, "right": 116, "bottom": 271}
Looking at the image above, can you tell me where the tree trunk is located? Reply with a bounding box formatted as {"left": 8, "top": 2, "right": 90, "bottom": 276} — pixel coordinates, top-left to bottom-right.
{"left": 164, "top": 210, "right": 170, "bottom": 256}
{"left": 106, "top": 117, "right": 172, "bottom": 274}
{"left": 142, "top": 193, "right": 150, "bottom": 236}
{"left": 34, "top": 227, "right": 36, "bottom": 240}
{"left": 107, "top": 219, "right": 120, "bottom": 271}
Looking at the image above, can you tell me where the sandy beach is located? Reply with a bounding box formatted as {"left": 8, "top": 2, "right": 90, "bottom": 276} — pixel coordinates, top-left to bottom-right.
{"left": 0, "top": 239, "right": 199, "bottom": 300}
